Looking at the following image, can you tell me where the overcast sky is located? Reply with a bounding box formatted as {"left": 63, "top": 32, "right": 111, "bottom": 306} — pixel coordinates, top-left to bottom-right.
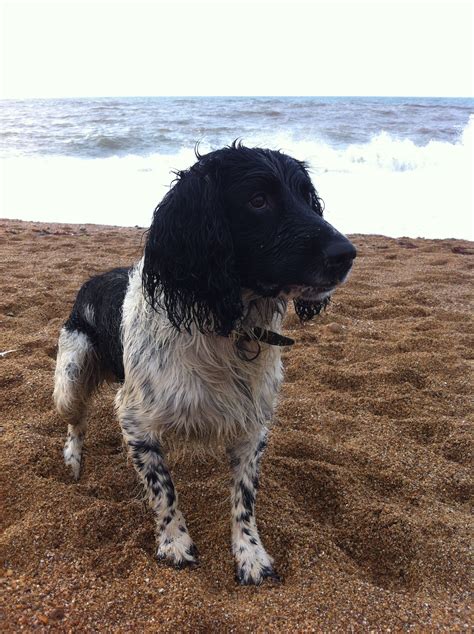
{"left": 1, "top": 0, "right": 472, "bottom": 98}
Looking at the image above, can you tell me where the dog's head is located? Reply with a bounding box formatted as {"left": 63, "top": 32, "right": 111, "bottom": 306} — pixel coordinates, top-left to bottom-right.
{"left": 143, "top": 143, "right": 356, "bottom": 335}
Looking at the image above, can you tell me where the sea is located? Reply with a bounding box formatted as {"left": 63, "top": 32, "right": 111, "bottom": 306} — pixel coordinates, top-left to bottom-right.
{"left": 1, "top": 96, "right": 473, "bottom": 239}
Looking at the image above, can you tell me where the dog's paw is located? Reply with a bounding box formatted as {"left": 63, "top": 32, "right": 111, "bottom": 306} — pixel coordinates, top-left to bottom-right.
{"left": 156, "top": 540, "right": 199, "bottom": 569}
{"left": 235, "top": 561, "right": 280, "bottom": 585}
{"left": 234, "top": 544, "right": 279, "bottom": 585}
{"left": 156, "top": 517, "right": 198, "bottom": 569}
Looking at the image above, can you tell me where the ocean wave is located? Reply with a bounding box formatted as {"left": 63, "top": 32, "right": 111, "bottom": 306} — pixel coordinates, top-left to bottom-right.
{"left": 56, "top": 131, "right": 176, "bottom": 157}
{"left": 2, "top": 96, "right": 472, "bottom": 159}
{"left": 254, "top": 115, "right": 474, "bottom": 175}
{"left": 95, "top": 135, "right": 130, "bottom": 150}
{"left": 1, "top": 117, "right": 472, "bottom": 239}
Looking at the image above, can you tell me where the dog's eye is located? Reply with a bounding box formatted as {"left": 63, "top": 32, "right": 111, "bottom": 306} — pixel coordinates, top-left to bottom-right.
{"left": 249, "top": 194, "right": 267, "bottom": 209}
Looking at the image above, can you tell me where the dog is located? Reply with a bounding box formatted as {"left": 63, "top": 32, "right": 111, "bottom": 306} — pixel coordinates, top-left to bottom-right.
{"left": 53, "top": 143, "right": 356, "bottom": 585}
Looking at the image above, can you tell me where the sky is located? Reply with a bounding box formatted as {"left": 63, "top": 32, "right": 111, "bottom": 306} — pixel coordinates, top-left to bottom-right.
{"left": 1, "top": 0, "right": 472, "bottom": 99}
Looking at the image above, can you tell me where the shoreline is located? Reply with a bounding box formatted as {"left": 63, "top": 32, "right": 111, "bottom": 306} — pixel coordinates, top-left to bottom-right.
{"left": 3, "top": 217, "right": 473, "bottom": 244}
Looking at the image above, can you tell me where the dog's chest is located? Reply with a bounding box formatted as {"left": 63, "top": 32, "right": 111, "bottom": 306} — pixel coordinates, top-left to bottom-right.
{"left": 121, "top": 325, "right": 283, "bottom": 442}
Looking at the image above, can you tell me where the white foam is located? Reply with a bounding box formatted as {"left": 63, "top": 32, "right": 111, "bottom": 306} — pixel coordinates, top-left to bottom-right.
{"left": 1, "top": 118, "right": 472, "bottom": 239}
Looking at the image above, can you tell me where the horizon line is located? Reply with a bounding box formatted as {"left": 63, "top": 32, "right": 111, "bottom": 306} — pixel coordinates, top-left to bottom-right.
{"left": 1, "top": 94, "right": 473, "bottom": 101}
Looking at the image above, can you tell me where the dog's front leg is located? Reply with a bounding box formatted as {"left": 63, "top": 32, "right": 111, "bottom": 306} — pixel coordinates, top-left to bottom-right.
{"left": 119, "top": 411, "right": 198, "bottom": 568}
{"left": 228, "top": 428, "right": 278, "bottom": 584}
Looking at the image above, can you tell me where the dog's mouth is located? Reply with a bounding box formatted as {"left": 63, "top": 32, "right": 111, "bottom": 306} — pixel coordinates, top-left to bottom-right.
{"left": 252, "top": 282, "right": 336, "bottom": 301}
{"left": 280, "top": 285, "right": 336, "bottom": 302}
{"left": 291, "top": 266, "right": 353, "bottom": 302}
{"left": 253, "top": 267, "right": 355, "bottom": 301}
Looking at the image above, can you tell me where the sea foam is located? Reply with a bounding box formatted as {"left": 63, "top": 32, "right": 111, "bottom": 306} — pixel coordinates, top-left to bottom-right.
{"left": 1, "top": 116, "right": 472, "bottom": 239}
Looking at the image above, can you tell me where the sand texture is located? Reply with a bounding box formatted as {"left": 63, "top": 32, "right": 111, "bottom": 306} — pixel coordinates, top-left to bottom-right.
{"left": 1, "top": 219, "right": 473, "bottom": 631}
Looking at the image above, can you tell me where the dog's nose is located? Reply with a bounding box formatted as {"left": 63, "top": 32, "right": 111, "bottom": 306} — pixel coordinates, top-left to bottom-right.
{"left": 325, "top": 239, "right": 357, "bottom": 267}
{"left": 323, "top": 238, "right": 356, "bottom": 282}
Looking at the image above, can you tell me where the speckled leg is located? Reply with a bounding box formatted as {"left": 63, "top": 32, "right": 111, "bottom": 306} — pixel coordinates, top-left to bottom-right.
{"left": 119, "top": 415, "right": 197, "bottom": 568}
{"left": 228, "top": 428, "right": 278, "bottom": 585}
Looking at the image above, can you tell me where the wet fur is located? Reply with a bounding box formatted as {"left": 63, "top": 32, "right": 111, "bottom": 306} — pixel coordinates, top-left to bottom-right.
{"left": 54, "top": 143, "right": 355, "bottom": 584}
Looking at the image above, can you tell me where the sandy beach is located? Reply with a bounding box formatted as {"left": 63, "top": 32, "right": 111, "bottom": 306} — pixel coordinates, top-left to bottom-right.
{"left": 1, "top": 219, "right": 472, "bottom": 631}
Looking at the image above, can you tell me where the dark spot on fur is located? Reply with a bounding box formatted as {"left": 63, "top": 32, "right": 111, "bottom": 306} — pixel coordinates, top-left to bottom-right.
{"left": 65, "top": 362, "right": 80, "bottom": 381}
{"left": 165, "top": 488, "right": 176, "bottom": 507}
{"left": 132, "top": 455, "right": 144, "bottom": 471}
{"left": 145, "top": 471, "right": 159, "bottom": 485}
{"left": 151, "top": 483, "right": 163, "bottom": 496}
{"left": 186, "top": 544, "right": 199, "bottom": 559}
{"left": 128, "top": 439, "right": 163, "bottom": 455}
{"left": 229, "top": 454, "right": 240, "bottom": 469}
{"left": 239, "top": 481, "right": 255, "bottom": 512}
{"left": 256, "top": 436, "right": 268, "bottom": 455}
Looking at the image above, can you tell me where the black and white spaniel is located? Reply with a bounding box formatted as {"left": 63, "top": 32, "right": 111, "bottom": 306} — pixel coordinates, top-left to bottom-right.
{"left": 54, "top": 143, "right": 356, "bottom": 584}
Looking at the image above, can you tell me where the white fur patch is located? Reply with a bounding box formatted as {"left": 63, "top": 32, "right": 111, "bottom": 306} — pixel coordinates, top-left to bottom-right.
{"left": 117, "top": 262, "right": 285, "bottom": 448}
{"left": 156, "top": 511, "right": 197, "bottom": 566}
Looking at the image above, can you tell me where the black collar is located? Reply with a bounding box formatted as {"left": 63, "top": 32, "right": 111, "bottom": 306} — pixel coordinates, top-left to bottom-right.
{"left": 234, "top": 327, "right": 295, "bottom": 347}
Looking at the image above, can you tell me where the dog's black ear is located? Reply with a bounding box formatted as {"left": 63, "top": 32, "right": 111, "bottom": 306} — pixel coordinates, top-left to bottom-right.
{"left": 293, "top": 297, "right": 330, "bottom": 322}
{"left": 143, "top": 159, "right": 242, "bottom": 336}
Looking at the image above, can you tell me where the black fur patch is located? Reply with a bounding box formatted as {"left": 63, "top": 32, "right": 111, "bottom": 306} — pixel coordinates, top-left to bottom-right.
{"left": 65, "top": 267, "right": 131, "bottom": 381}
{"left": 239, "top": 482, "right": 256, "bottom": 513}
